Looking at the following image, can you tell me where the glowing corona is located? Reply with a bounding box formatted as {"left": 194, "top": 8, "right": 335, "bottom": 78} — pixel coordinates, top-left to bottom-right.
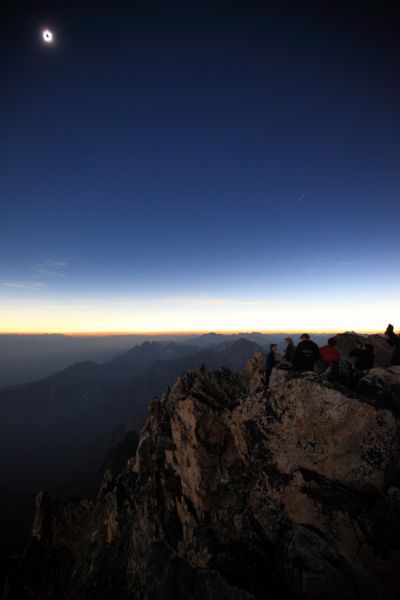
{"left": 42, "top": 30, "right": 53, "bottom": 43}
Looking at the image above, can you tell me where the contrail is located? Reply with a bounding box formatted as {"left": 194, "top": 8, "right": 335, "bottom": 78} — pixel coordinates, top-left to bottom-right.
{"left": 295, "top": 192, "right": 306, "bottom": 205}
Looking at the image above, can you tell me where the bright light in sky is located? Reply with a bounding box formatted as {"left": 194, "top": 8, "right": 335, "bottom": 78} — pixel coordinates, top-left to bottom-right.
{"left": 42, "top": 29, "right": 54, "bottom": 43}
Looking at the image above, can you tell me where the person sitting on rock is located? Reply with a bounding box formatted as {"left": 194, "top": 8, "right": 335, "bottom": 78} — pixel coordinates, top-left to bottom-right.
{"left": 317, "top": 337, "right": 341, "bottom": 375}
{"left": 265, "top": 343, "right": 278, "bottom": 387}
{"left": 385, "top": 324, "right": 400, "bottom": 366}
{"left": 291, "top": 334, "right": 321, "bottom": 371}
{"left": 349, "top": 343, "right": 375, "bottom": 370}
{"left": 320, "top": 337, "right": 341, "bottom": 364}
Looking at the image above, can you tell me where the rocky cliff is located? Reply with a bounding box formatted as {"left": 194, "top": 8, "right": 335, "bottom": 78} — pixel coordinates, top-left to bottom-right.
{"left": 4, "top": 351, "right": 400, "bottom": 599}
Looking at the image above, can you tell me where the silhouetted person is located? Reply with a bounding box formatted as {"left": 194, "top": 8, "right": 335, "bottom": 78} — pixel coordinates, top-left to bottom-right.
{"left": 349, "top": 343, "right": 375, "bottom": 370}
{"left": 292, "top": 334, "right": 321, "bottom": 371}
{"left": 265, "top": 343, "right": 278, "bottom": 387}
{"left": 282, "top": 337, "right": 295, "bottom": 364}
{"left": 385, "top": 324, "right": 400, "bottom": 366}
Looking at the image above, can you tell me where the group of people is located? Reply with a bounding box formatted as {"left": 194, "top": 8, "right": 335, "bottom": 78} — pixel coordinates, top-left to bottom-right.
{"left": 264, "top": 324, "right": 400, "bottom": 386}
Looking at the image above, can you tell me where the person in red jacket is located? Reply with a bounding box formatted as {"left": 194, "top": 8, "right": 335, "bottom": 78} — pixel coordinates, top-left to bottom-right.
{"left": 320, "top": 337, "right": 341, "bottom": 364}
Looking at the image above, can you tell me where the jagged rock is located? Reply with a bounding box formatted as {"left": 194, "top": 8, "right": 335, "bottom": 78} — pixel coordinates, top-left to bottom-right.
{"left": 268, "top": 367, "right": 289, "bottom": 388}
{"left": 242, "top": 349, "right": 264, "bottom": 379}
{"left": 4, "top": 357, "right": 400, "bottom": 599}
{"left": 278, "top": 523, "right": 382, "bottom": 600}
{"left": 356, "top": 367, "right": 400, "bottom": 416}
{"left": 265, "top": 373, "right": 397, "bottom": 492}
{"left": 336, "top": 332, "right": 392, "bottom": 367}
{"left": 143, "top": 542, "right": 255, "bottom": 599}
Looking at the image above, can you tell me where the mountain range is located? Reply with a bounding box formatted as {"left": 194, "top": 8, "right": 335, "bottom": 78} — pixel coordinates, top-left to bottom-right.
{"left": 0, "top": 332, "right": 335, "bottom": 388}
{"left": 0, "top": 337, "right": 262, "bottom": 491}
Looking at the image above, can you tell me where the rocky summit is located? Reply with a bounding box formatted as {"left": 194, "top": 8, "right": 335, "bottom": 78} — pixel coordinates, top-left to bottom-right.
{"left": 4, "top": 352, "right": 400, "bottom": 599}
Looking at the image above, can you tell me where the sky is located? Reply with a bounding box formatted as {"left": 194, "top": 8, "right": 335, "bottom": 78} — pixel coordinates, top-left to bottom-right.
{"left": 0, "top": 0, "right": 399, "bottom": 333}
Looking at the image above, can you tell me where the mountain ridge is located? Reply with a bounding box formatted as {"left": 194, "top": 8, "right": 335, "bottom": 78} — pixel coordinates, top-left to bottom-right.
{"left": 0, "top": 338, "right": 262, "bottom": 490}
{"left": 4, "top": 349, "right": 400, "bottom": 599}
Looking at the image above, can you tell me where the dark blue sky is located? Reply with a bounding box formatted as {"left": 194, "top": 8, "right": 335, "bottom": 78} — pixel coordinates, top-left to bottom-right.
{"left": 1, "top": 1, "right": 399, "bottom": 332}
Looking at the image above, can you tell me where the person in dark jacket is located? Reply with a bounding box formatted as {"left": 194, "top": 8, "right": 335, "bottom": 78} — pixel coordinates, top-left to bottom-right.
{"left": 292, "top": 334, "right": 321, "bottom": 371}
{"left": 265, "top": 343, "right": 278, "bottom": 387}
{"left": 282, "top": 337, "right": 295, "bottom": 364}
{"left": 385, "top": 324, "right": 400, "bottom": 366}
{"left": 349, "top": 343, "right": 375, "bottom": 370}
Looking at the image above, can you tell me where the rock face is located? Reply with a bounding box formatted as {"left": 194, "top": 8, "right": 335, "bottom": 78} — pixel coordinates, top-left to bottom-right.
{"left": 4, "top": 355, "right": 400, "bottom": 600}
{"left": 335, "top": 332, "right": 392, "bottom": 367}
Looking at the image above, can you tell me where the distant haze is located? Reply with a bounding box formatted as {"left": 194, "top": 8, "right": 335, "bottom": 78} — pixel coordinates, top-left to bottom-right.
{"left": 0, "top": 333, "right": 191, "bottom": 388}
{"left": 1, "top": 331, "right": 336, "bottom": 387}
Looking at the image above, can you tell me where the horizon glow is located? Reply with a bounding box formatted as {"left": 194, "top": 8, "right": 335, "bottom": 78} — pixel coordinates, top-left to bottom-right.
{"left": 0, "top": 293, "right": 397, "bottom": 334}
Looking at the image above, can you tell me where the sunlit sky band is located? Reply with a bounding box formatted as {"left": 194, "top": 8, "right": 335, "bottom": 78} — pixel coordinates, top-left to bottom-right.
{"left": 0, "top": 295, "right": 397, "bottom": 334}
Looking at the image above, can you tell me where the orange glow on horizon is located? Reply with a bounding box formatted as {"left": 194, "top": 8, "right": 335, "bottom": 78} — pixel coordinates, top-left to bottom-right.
{"left": 0, "top": 328, "right": 384, "bottom": 336}
{"left": 1, "top": 295, "right": 396, "bottom": 336}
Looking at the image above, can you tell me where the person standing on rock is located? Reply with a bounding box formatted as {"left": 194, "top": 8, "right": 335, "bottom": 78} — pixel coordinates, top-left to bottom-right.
{"left": 291, "top": 333, "right": 321, "bottom": 371}
{"left": 385, "top": 324, "right": 400, "bottom": 366}
{"left": 282, "top": 337, "right": 295, "bottom": 365}
{"left": 265, "top": 343, "right": 278, "bottom": 387}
